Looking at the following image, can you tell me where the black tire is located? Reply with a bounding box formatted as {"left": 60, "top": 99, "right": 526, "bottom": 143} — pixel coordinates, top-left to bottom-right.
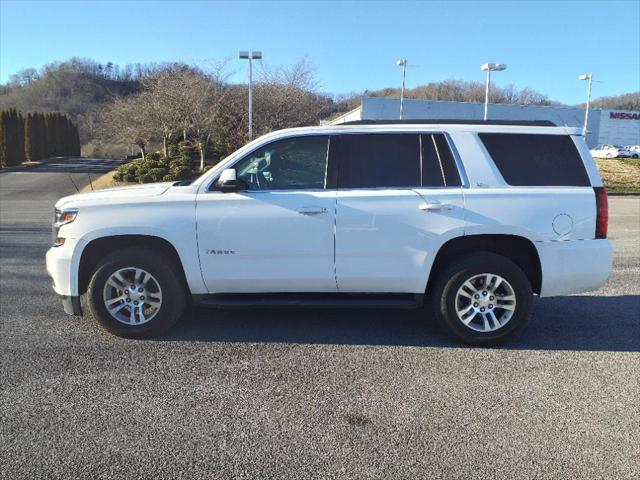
{"left": 87, "top": 246, "right": 187, "bottom": 338}
{"left": 431, "top": 252, "right": 533, "bottom": 346}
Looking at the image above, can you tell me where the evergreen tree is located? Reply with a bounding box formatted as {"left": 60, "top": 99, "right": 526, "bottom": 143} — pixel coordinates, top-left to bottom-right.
{"left": 35, "top": 113, "right": 45, "bottom": 160}
{"left": 71, "top": 119, "right": 81, "bottom": 155}
{"left": 25, "top": 113, "right": 35, "bottom": 161}
{"left": 15, "top": 110, "right": 26, "bottom": 164}
{"left": 44, "top": 113, "right": 52, "bottom": 157}
{"left": 3, "top": 109, "right": 24, "bottom": 166}
{"left": 0, "top": 110, "right": 8, "bottom": 167}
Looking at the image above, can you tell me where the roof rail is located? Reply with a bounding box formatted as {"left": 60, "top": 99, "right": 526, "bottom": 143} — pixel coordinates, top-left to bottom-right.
{"left": 340, "top": 119, "right": 557, "bottom": 127}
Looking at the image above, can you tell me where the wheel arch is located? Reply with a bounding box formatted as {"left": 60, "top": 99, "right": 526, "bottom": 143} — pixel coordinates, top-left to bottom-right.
{"left": 427, "top": 234, "right": 542, "bottom": 294}
{"left": 78, "top": 234, "right": 188, "bottom": 296}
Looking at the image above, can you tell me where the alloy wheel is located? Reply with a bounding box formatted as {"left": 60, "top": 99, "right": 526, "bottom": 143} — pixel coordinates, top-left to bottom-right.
{"left": 454, "top": 273, "right": 516, "bottom": 332}
{"left": 102, "top": 267, "right": 163, "bottom": 325}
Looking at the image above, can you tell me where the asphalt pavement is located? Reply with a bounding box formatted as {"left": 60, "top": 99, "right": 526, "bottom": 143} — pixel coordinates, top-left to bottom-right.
{"left": 1, "top": 158, "right": 638, "bottom": 479}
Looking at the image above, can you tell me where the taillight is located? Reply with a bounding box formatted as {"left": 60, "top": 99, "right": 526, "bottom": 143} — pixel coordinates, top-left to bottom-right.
{"left": 594, "top": 186, "right": 608, "bottom": 239}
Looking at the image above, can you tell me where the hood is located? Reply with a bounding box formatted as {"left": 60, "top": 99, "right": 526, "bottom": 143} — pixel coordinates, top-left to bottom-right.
{"left": 55, "top": 182, "right": 174, "bottom": 208}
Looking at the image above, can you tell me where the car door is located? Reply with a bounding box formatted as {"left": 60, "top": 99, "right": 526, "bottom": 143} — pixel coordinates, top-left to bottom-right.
{"left": 332, "top": 132, "right": 466, "bottom": 294}
{"left": 196, "top": 135, "right": 337, "bottom": 294}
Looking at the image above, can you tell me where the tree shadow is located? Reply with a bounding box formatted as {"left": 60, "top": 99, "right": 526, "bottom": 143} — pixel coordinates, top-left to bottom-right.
{"left": 161, "top": 295, "right": 640, "bottom": 352}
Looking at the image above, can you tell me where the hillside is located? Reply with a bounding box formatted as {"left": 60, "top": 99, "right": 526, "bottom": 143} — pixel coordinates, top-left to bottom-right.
{"left": 1, "top": 57, "right": 637, "bottom": 148}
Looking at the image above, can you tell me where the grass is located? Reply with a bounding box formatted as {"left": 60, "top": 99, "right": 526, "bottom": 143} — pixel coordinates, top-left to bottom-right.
{"left": 81, "top": 171, "right": 124, "bottom": 192}
{"left": 594, "top": 158, "right": 640, "bottom": 193}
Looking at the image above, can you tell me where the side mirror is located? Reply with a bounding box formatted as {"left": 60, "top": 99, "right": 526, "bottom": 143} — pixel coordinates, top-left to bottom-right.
{"left": 214, "top": 168, "right": 247, "bottom": 192}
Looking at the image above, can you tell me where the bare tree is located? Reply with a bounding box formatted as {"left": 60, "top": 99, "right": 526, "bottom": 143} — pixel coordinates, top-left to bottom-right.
{"left": 252, "top": 58, "right": 331, "bottom": 133}
{"left": 179, "top": 67, "right": 229, "bottom": 169}
{"left": 140, "top": 65, "right": 203, "bottom": 157}
{"left": 102, "top": 96, "right": 153, "bottom": 159}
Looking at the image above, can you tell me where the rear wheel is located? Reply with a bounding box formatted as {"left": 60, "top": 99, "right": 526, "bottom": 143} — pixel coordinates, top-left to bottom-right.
{"left": 431, "top": 252, "right": 533, "bottom": 346}
{"left": 87, "top": 247, "right": 186, "bottom": 338}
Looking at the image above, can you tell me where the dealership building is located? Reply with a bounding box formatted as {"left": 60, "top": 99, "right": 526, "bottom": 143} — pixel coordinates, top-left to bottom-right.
{"left": 328, "top": 96, "right": 640, "bottom": 148}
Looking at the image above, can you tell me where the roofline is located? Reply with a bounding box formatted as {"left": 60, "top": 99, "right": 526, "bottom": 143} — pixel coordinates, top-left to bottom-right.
{"left": 191, "top": 123, "right": 583, "bottom": 188}
{"left": 341, "top": 119, "right": 557, "bottom": 127}
{"left": 326, "top": 105, "right": 362, "bottom": 123}
{"left": 361, "top": 95, "right": 640, "bottom": 113}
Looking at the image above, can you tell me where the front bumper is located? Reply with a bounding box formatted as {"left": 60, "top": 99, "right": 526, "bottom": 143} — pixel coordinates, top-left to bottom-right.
{"left": 46, "top": 239, "right": 84, "bottom": 316}
{"left": 61, "top": 295, "right": 83, "bottom": 316}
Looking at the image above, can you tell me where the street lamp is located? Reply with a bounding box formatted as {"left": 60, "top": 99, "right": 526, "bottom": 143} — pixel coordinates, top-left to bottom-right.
{"left": 239, "top": 50, "right": 262, "bottom": 141}
{"left": 481, "top": 63, "right": 507, "bottom": 120}
{"left": 396, "top": 58, "right": 408, "bottom": 120}
{"left": 579, "top": 74, "right": 593, "bottom": 137}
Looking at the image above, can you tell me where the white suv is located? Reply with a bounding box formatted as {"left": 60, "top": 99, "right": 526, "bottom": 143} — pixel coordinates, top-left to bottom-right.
{"left": 46, "top": 120, "right": 613, "bottom": 345}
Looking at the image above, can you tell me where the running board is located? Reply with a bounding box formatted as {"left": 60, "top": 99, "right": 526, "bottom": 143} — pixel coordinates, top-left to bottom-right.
{"left": 194, "top": 293, "right": 423, "bottom": 309}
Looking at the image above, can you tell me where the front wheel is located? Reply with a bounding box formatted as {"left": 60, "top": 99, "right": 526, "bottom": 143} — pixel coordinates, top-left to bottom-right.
{"left": 431, "top": 252, "right": 533, "bottom": 346}
{"left": 87, "top": 246, "right": 187, "bottom": 338}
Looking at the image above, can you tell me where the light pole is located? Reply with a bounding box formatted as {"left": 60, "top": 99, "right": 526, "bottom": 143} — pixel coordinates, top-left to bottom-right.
{"left": 239, "top": 50, "right": 262, "bottom": 141}
{"left": 579, "top": 74, "right": 593, "bottom": 137}
{"left": 396, "top": 58, "right": 407, "bottom": 120}
{"left": 481, "top": 63, "right": 507, "bottom": 120}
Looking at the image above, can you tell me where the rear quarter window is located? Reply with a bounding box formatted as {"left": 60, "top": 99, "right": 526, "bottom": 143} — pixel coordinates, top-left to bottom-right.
{"left": 478, "top": 133, "right": 590, "bottom": 187}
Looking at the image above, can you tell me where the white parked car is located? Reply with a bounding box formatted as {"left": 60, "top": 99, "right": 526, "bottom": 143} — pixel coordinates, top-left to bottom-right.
{"left": 47, "top": 120, "right": 612, "bottom": 346}
{"left": 626, "top": 145, "right": 640, "bottom": 159}
{"left": 590, "top": 144, "right": 630, "bottom": 158}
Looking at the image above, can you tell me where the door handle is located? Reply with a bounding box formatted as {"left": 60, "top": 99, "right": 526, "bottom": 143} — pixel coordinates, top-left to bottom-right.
{"left": 297, "top": 206, "right": 328, "bottom": 215}
{"left": 419, "top": 201, "right": 453, "bottom": 212}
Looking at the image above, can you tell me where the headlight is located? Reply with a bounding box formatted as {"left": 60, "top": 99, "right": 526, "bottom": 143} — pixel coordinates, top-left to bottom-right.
{"left": 52, "top": 208, "right": 78, "bottom": 246}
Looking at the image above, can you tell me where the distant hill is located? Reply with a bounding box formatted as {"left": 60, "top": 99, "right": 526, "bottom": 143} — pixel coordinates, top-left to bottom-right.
{"left": 576, "top": 92, "right": 639, "bottom": 111}
{"left": 1, "top": 57, "right": 637, "bottom": 147}
{"left": 0, "top": 58, "right": 147, "bottom": 142}
{"left": 364, "top": 79, "right": 560, "bottom": 107}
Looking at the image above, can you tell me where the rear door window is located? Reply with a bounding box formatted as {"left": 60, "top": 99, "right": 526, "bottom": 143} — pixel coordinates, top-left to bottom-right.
{"left": 331, "top": 133, "right": 462, "bottom": 189}
{"left": 333, "top": 134, "right": 421, "bottom": 188}
{"left": 421, "top": 134, "right": 462, "bottom": 187}
{"left": 478, "top": 133, "right": 590, "bottom": 186}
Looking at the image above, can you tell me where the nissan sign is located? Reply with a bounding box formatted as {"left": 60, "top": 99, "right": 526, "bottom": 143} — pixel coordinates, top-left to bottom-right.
{"left": 610, "top": 112, "right": 640, "bottom": 120}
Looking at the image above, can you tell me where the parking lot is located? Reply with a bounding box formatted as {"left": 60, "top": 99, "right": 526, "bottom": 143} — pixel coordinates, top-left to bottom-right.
{"left": 1, "top": 159, "right": 638, "bottom": 479}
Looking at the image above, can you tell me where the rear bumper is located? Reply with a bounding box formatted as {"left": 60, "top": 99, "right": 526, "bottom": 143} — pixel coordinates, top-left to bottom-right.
{"left": 537, "top": 239, "right": 613, "bottom": 297}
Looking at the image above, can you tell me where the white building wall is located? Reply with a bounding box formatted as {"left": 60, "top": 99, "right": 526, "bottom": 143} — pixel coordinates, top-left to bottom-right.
{"left": 328, "top": 97, "right": 638, "bottom": 148}
{"left": 596, "top": 110, "right": 640, "bottom": 146}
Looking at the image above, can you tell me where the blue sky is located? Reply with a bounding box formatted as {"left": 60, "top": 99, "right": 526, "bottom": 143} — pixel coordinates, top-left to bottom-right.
{"left": 1, "top": 0, "right": 638, "bottom": 104}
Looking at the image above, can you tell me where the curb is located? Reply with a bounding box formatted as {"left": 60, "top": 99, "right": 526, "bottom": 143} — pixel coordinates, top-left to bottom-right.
{"left": 0, "top": 157, "right": 67, "bottom": 173}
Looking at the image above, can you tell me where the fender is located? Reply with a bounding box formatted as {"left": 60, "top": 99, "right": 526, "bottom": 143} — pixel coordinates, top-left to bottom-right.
{"left": 71, "top": 226, "right": 207, "bottom": 296}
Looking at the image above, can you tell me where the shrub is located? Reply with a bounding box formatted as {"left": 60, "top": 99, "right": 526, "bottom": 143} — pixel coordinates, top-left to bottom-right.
{"left": 146, "top": 152, "right": 162, "bottom": 162}
{"left": 148, "top": 167, "right": 168, "bottom": 182}
{"left": 136, "top": 166, "right": 149, "bottom": 177}
{"left": 170, "top": 166, "right": 192, "bottom": 180}
{"left": 178, "top": 141, "right": 197, "bottom": 163}
{"left": 114, "top": 155, "right": 194, "bottom": 184}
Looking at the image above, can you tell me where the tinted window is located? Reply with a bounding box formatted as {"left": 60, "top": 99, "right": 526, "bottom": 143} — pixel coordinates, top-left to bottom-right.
{"left": 421, "top": 134, "right": 462, "bottom": 187}
{"left": 479, "top": 133, "right": 590, "bottom": 187}
{"left": 333, "top": 134, "right": 420, "bottom": 188}
{"left": 234, "top": 136, "right": 329, "bottom": 190}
